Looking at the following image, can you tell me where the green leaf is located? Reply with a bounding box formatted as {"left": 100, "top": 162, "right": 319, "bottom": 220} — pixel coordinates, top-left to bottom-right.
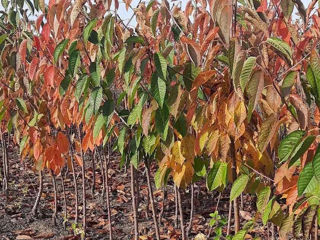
{"left": 266, "top": 37, "right": 293, "bottom": 65}
{"left": 230, "top": 174, "right": 249, "bottom": 201}
{"left": 313, "top": 144, "right": 320, "bottom": 181}
{"left": 118, "top": 128, "right": 126, "bottom": 155}
{"left": 232, "top": 230, "right": 247, "bottom": 240}
{"left": 125, "top": 36, "right": 145, "bottom": 45}
{"left": 16, "top": 98, "right": 28, "bottom": 113}
{"left": 154, "top": 53, "right": 167, "bottom": 80}
{"left": 257, "top": 186, "right": 271, "bottom": 213}
{"left": 183, "top": 62, "right": 199, "bottom": 91}
{"left": 93, "top": 114, "right": 106, "bottom": 139}
{"left": 91, "top": 87, "right": 103, "bottom": 115}
{"left": 68, "top": 50, "right": 80, "bottom": 77}
{"left": 151, "top": 10, "right": 159, "bottom": 36}
{"left": 174, "top": 114, "right": 187, "bottom": 137}
{"left": 19, "top": 135, "right": 28, "bottom": 154}
{"left": 59, "top": 75, "right": 71, "bottom": 96}
{"left": 232, "top": 51, "right": 245, "bottom": 90}
{"left": 206, "top": 161, "right": 228, "bottom": 191}
{"left": 88, "top": 30, "right": 99, "bottom": 44}
{"left": 240, "top": 56, "right": 256, "bottom": 91}
{"left": 155, "top": 104, "right": 169, "bottom": 140}
{"left": 0, "top": 34, "right": 8, "bottom": 45}
{"left": 289, "top": 135, "right": 315, "bottom": 167}
{"left": 278, "top": 130, "right": 305, "bottom": 163}
{"left": 151, "top": 73, "right": 166, "bottom": 108}
{"left": 310, "top": 51, "right": 320, "bottom": 101}
{"left": 83, "top": 19, "right": 97, "bottom": 44}
{"left": 127, "top": 96, "right": 145, "bottom": 126}
{"left": 246, "top": 70, "right": 264, "bottom": 121}
{"left": 89, "top": 62, "right": 100, "bottom": 87}
{"left": 298, "top": 162, "right": 317, "bottom": 196}
{"left": 281, "top": 0, "right": 294, "bottom": 19}
{"left": 54, "top": 39, "right": 69, "bottom": 64}
{"left": 102, "top": 99, "right": 115, "bottom": 117}
{"left": 281, "top": 71, "right": 296, "bottom": 98}
{"left": 262, "top": 197, "right": 274, "bottom": 225}
{"left": 75, "top": 76, "right": 89, "bottom": 101}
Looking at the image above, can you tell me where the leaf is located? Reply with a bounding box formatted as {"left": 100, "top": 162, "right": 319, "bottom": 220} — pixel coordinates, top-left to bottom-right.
{"left": 83, "top": 19, "right": 97, "bottom": 44}
{"left": 206, "top": 161, "right": 228, "bottom": 191}
{"left": 230, "top": 174, "right": 249, "bottom": 201}
{"left": 294, "top": 0, "right": 306, "bottom": 24}
{"left": 74, "top": 154, "right": 83, "bottom": 167}
{"left": 151, "top": 10, "right": 159, "bottom": 36}
{"left": 19, "top": 39, "right": 27, "bottom": 65}
{"left": 118, "top": 128, "right": 126, "bottom": 155}
{"left": 75, "top": 76, "right": 89, "bottom": 101}
{"left": 298, "top": 162, "right": 317, "bottom": 196}
{"left": 0, "top": 34, "right": 8, "bottom": 45}
{"left": 192, "top": 70, "right": 216, "bottom": 90}
{"left": 257, "top": 186, "right": 271, "bottom": 213}
{"left": 57, "top": 132, "right": 69, "bottom": 154}
{"left": 262, "top": 198, "right": 274, "bottom": 225}
{"left": 313, "top": 144, "right": 320, "bottom": 181}
{"left": 127, "top": 95, "right": 146, "bottom": 126}
{"left": 181, "top": 135, "right": 195, "bottom": 159}
{"left": 29, "top": 57, "right": 39, "bottom": 80}
{"left": 154, "top": 53, "right": 167, "bottom": 80}
{"left": 278, "top": 130, "right": 305, "bottom": 163}
{"left": 266, "top": 37, "right": 293, "bottom": 65}
{"left": 246, "top": 70, "right": 264, "bottom": 121}
{"left": 68, "top": 50, "right": 80, "bottom": 77}
{"left": 290, "top": 94, "right": 308, "bottom": 130}
{"left": 310, "top": 50, "right": 320, "bottom": 100}
{"left": 70, "top": 0, "right": 83, "bottom": 26}
{"left": 91, "top": 87, "right": 103, "bottom": 115}
{"left": 232, "top": 51, "right": 246, "bottom": 91}
{"left": 281, "top": 71, "right": 296, "bottom": 98}
{"left": 125, "top": 36, "right": 145, "bottom": 45}
{"left": 93, "top": 114, "right": 106, "bottom": 139}
{"left": 279, "top": 214, "right": 294, "bottom": 239}
{"left": 155, "top": 104, "right": 169, "bottom": 140}
{"left": 44, "top": 65, "right": 55, "bottom": 87}
{"left": 151, "top": 73, "right": 166, "bottom": 108}
{"left": 240, "top": 56, "right": 256, "bottom": 91}
{"left": 289, "top": 135, "right": 315, "bottom": 167}
{"left": 16, "top": 98, "right": 28, "bottom": 113}
{"left": 281, "top": 0, "right": 294, "bottom": 19}
{"left": 258, "top": 113, "right": 279, "bottom": 152}
{"left": 54, "top": 39, "right": 69, "bottom": 64}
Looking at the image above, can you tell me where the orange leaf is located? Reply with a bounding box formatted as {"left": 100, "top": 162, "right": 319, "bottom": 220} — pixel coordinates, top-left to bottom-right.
{"left": 19, "top": 39, "right": 27, "bottom": 66}
{"left": 192, "top": 70, "right": 216, "bottom": 90}
{"left": 44, "top": 65, "right": 55, "bottom": 87}
{"left": 29, "top": 57, "right": 39, "bottom": 80}
{"left": 57, "top": 132, "right": 69, "bottom": 154}
{"left": 74, "top": 154, "right": 83, "bottom": 167}
{"left": 34, "top": 140, "right": 42, "bottom": 161}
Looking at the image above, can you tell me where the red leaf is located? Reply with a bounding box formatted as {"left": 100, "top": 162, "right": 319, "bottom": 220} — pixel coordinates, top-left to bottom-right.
{"left": 33, "top": 36, "right": 41, "bottom": 51}
{"left": 34, "top": 140, "right": 42, "bottom": 161}
{"left": 74, "top": 154, "right": 83, "bottom": 167}
{"left": 41, "top": 23, "right": 51, "bottom": 43}
{"left": 124, "top": 0, "right": 132, "bottom": 11}
{"left": 36, "top": 15, "right": 43, "bottom": 32}
{"left": 19, "top": 39, "right": 27, "bottom": 66}
{"left": 57, "top": 132, "right": 69, "bottom": 154}
{"left": 257, "top": 0, "right": 267, "bottom": 12}
{"left": 44, "top": 65, "right": 55, "bottom": 87}
{"left": 29, "top": 57, "right": 39, "bottom": 80}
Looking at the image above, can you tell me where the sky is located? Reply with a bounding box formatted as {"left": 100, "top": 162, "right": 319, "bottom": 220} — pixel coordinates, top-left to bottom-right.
{"left": 117, "top": 0, "right": 312, "bottom": 27}
{"left": 0, "top": 0, "right": 314, "bottom": 25}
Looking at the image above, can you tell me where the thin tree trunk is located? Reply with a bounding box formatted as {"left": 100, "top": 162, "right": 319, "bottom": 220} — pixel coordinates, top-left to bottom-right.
{"left": 31, "top": 170, "right": 43, "bottom": 216}
{"left": 315, "top": 214, "right": 318, "bottom": 240}
{"left": 177, "top": 188, "right": 186, "bottom": 240}
{"left": 61, "top": 172, "right": 67, "bottom": 229}
{"left": 98, "top": 149, "right": 106, "bottom": 202}
{"left": 91, "top": 149, "right": 96, "bottom": 196}
{"left": 227, "top": 200, "right": 232, "bottom": 235}
{"left": 131, "top": 164, "right": 139, "bottom": 240}
{"left": 186, "top": 184, "right": 194, "bottom": 236}
{"left": 78, "top": 127, "right": 86, "bottom": 235}
{"left": 271, "top": 223, "right": 275, "bottom": 240}
{"left": 230, "top": 137, "right": 240, "bottom": 233}
{"left": 158, "top": 187, "right": 166, "bottom": 225}
{"left": 1, "top": 133, "right": 8, "bottom": 198}
{"left": 68, "top": 131, "right": 79, "bottom": 224}
{"left": 51, "top": 171, "right": 57, "bottom": 226}
{"left": 145, "top": 161, "right": 160, "bottom": 240}
{"left": 174, "top": 185, "right": 178, "bottom": 228}
{"left": 103, "top": 146, "right": 113, "bottom": 240}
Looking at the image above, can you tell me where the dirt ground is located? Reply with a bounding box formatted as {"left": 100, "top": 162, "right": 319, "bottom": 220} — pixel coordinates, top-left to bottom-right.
{"left": 0, "top": 143, "right": 261, "bottom": 240}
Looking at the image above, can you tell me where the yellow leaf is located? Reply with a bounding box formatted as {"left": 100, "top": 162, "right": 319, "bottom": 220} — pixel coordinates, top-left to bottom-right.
{"left": 181, "top": 135, "right": 195, "bottom": 160}
{"left": 172, "top": 159, "right": 194, "bottom": 188}
{"left": 171, "top": 141, "right": 185, "bottom": 165}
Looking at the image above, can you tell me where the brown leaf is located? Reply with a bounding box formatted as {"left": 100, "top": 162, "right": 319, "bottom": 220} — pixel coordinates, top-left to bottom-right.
{"left": 290, "top": 94, "right": 308, "bottom": 130}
